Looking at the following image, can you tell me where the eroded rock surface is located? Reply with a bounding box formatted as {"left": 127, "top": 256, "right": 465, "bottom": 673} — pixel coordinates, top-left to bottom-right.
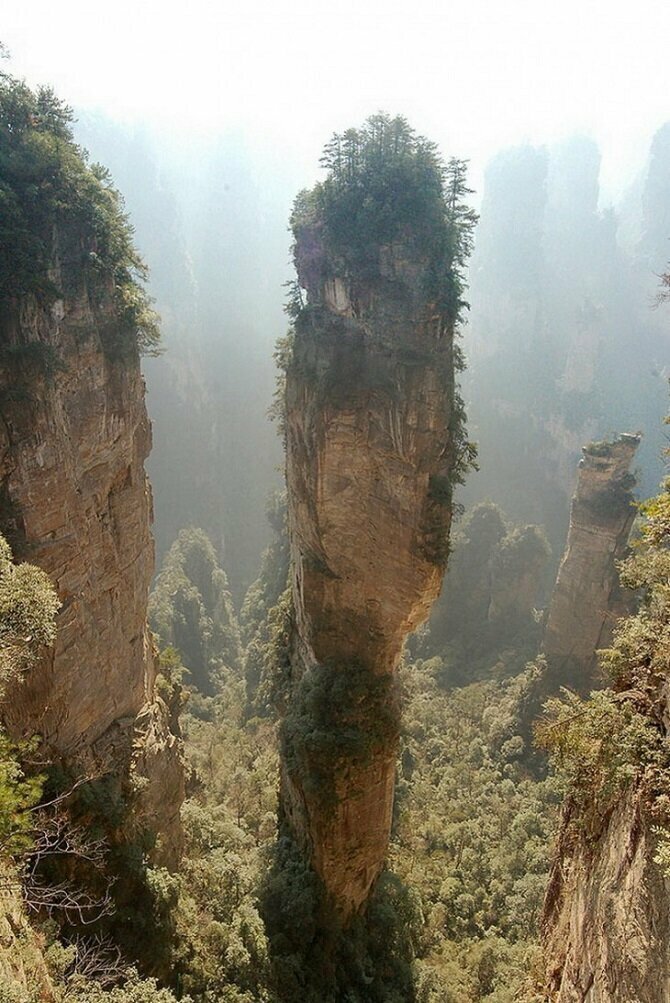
{"left": 0, "top": 264, "right": 184, "bottom": 865}
{"left": 542, "top": 434, "right": 640, "bottom": 692}
{"left": 541, "top": 790, "right": 670, "bottom": 1002}
{"left": 282, "top": 230, "right": 457, "bottom": 919}
{"left": 534, "top": 434, "right": 670, "bottom": 1003}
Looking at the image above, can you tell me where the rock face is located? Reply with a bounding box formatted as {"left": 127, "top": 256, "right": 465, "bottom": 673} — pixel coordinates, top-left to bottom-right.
{"left": 538, "top": 465, "right": 670, "bottom": 1002}
{"left": 541, "top": 789, "right": 670, "bottom": 1002}
{"left": 282, "top": 231, "right": 457, "bottom": 919}
{"left": 542, "top": 434, "right": 640, "bottom": 693}
{"left": 0, "top": 263, "right": 184, "bottom": 864}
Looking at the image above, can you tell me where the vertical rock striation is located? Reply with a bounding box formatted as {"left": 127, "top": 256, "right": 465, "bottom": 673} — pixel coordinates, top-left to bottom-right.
{"left": 542, "top": 433, "right": 640, "bottom": 693}
{"left": 540, "top": 789, "right": 670, "bottom": 1002}
{"left": 279, "top": 117, "right": 470, "bottom": 920}
{"left": 537, "top": 470, "right": 670, "bottom": 1002}
{"left": 0, "top": 266, "right": 184, "bottom": 865}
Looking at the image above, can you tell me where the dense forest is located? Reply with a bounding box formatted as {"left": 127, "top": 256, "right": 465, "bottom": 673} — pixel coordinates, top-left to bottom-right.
{"left": 1, "top": 42, "right": 670, "bottom": 1003}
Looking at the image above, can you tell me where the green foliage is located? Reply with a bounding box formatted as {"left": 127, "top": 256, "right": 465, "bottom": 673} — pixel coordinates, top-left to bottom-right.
{"left": 293, "top": 113, "right": 476, "bottom": 323}
{"left": 167, "top": 674, "right": 278, "bottom": 1001}
{"left": 153, "top": 646, "right": 189, "bottom": 717}
{"left": 240, "top": 493, "right": 291, "bottom": 717}
{"left": 244, "top": 587, "right": 293, "bottom": 719}
{"left": 58, "top": 596, "right": 554, "bottom": 1002}
{"left": 150, "top": 528, "right": 242, "bottom": 695}
{"left": 629, "top": 474, "right": 670, "bottom": 549}
{"left": 0, "top": 534, "right": 54, "bottom": 856}
{"left": 537, "top": 474, "right": 670, "bottom": 840}
{"left": 582, "top": 439, "right": 616, "bottom": 457}
{"left": 27, "top": 756, "right": 179, "bottom": 980}
{"left": 268, "top": 333, "right": 294, "bottom": 435}
{"left": 281, "top": 662, "right": 400, "bottom": 812}
{"left": 0, "top": 733, "right": 44, "bottom": 856}
{"left": 0, "top": 532, "right": 60, "bottom": 698}
{"left": 0, "top": 909, "right": 186, "bottom": 1003}
{"left": 493, "top": 524, "right": 551, "bottom": 582}
{"left": 65, "top": 970, "right": 186, "bottom": 1003}
{"left": 0, "top": 70, "right": 159, "bottom": 356}
{"left": 583, "top": 474, "right": 637, "bottom": 521}
{"left": 0, "top": 985, "right": 29, "bottom": 1003}
{"left": 0, "top": 341, "right": 67, "bottom": 384}
{"left": 393, "top": 664, "right": 558, "bottom": 1001}
{"left": 422, "top": 504, "right": 549, "bottom": 683}
{"left": 261, "top": 831, "right": 420, "bottom": 1003}
{"left": 285, "top": 113, "right": 478, "bottom": 505}
{"left": 536, "top": 689, "right": 666, "bottom": 836}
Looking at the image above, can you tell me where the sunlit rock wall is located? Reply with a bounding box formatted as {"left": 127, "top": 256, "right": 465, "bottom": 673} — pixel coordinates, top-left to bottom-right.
{"left": 0, "top": 244, "right": 184, "bottom": 865}
{"left": 282, "top": 230, "right": 457, "bottom": 919}
{"left": 542, "top": 433, "right": 640, "bottom": 693}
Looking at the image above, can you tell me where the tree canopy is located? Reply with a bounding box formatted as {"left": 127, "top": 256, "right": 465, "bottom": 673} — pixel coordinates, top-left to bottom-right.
{"left": 0, "top": 70, "right": 159, "bottom": 355}
{"left": 290, "top": 113, "right": 477, "bottom": 323}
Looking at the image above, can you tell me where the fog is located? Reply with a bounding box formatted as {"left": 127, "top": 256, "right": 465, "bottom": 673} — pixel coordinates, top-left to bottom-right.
{"left": 3, "top": 2, "right": 670, "bottom": 595}
{"left": 5, "top": 0, "right": 670, "bottom": 200}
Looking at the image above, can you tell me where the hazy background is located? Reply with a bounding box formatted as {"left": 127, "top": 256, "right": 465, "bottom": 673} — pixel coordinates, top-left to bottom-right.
{"left": 5, "top": 0, "right": 670, "bottom": 199}
{"left": 3, "top": 1, "right": 669, "bottom": 596}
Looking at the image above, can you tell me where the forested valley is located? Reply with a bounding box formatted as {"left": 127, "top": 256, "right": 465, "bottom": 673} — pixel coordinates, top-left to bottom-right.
{"left": 1, "top": 33, "right": 670, "bottom": 1003}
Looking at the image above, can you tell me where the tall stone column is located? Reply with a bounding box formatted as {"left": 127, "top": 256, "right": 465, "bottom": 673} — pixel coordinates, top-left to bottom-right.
{"left": 279, "top": 134, "right": 466, "bottom": 918}
{"left": 543, "top": 433, "right": 640, "bottom": 693}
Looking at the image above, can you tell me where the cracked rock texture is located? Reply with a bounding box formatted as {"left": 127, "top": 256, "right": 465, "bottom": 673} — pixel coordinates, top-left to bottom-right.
{"left": 0, "top": 255, "right": 184, "bottom": 866}
{"left": 542, "top": 434, "right": 640, "bottom": 693}
{"left": 282, "top": 229, "right": 457, "bottom": 919}
{"left": 535, "top": 433, "right": 670, "bottom": 1003}
{"left": 540, "top": 789, "right": 670, "bottom": 1002}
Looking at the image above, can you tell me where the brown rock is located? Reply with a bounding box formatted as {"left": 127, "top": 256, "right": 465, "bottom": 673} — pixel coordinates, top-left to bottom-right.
{"left": 540, "top": 790, "right": 670, "bottom": 1002}
{"left": 542, "top": 434, "right": 640, "bottom": 693}
{"left": 282, "top": 224, "right": 457, "bottom": 920}
{"left": 0, "top": 269, "right": 183, "bottom": 864}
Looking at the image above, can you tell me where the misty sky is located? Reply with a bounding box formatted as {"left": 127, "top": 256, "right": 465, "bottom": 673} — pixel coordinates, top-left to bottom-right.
{"left": 3, "top": 0, "right": 670, "bottom": 201}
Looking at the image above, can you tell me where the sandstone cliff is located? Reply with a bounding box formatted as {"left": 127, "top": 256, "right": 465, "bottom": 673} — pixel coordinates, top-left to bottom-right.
{"left": 540, "top": 790, "right": 670, "bottom": 1002}
{"left": 283, "top": 246, "right": 455, "bottom": 920}
{"left": 536, "top": 467, "right": 670, "bottom": 1002}
{"left": 542, "top": 434, "right": 640, "bottom": 693}
{"left": 279, "top": 122, "right": 469, "bottom": 921}
{"left": 0, "top": 255, "right": 184, "bottom": 866}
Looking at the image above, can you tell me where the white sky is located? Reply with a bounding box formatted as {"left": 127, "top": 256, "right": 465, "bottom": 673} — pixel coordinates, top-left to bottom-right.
{"left": 3, "top": 0, "right": 670, "bottom": 201}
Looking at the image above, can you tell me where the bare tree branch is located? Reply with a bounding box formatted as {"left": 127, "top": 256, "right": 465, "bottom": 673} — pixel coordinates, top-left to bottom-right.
{"left": 66, "top": 934, "right": 130, "bottom": 987}
{"left": 23, "top": 876, "right": 115, "bottom": 924}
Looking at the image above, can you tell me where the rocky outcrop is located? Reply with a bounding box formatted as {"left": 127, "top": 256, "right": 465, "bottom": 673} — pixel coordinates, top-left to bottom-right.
{"left": 537, "top": 466, "right": 670, "bottom": 1002}
{"left": 540, "top": 790, "right": 670, "bottom": 1002}
{"left": 281, "top": 228, "right": 458, "bottom": 919}
{"left": 542, "top": 434, "right": 640, "bottom": 693}
{"left": 0, "top": 260, "right": 184, "bottom": 865}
